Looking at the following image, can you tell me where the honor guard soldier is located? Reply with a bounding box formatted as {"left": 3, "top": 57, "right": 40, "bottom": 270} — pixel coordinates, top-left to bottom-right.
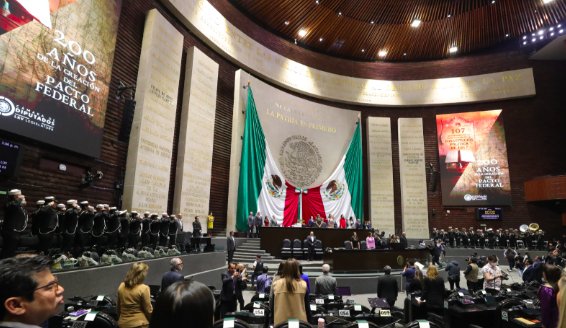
{"left": 431, "top": 228, "right": 438, "bottom": 240}
{"left": 192, "top": 216, "right": 202, "bottom": 238}
{"left": 62, "top": 200, "right": 79, "bottom": 256}
{"left": 30, "top": 200, "right": 45, "bottom": 236}
{"left": 106, "top": 207, "right": 120, "bottom": 249}
{"left": 168, "top": 214, "right": 179, "bottom": 246}
{"left": 462, "top": 228, "right": 469, "bottom": 248}
{"left": 478, "top": 229, "right": 486, "bottom": 249}
{"left": 510, "top": 229, "right": 517, "bottom": 248}
{"left": 495, "top": 229, "right": 503, "bottom": 248}
{"left": 37, "top": 196, "right": 59, "bottom": 255}
{"left": 55, "top": 203, "right": 66, "bottom": 238}
{"left": 129, "top": 211, "right": 142, "bottom": 249}
{"left": 455, "top": 228, "right": 461, "bottom": 247}
{"left": 149, "top": 213, "right": 160, "bottom": 248}
{"left": 141, "top": 211, "right": 151, "bottom": 247}
{"left": 76, "top": 201, "right": 94, "bottom": 256}
{"left": 118, "top": 210, "right": 130, "bottom": 248}
{"left": 254, "top": 211, "right": 262, "bottom": 238}
{"left": 159, "top": 213, "right": 170, "bottom": 246}
{"left": 0, "top": 189, "right": 28, "bottom": 259}
{"left": 92, "top": 204, "right": 107, "bottom": 254}
{"left": 469, "top": 227, "right": 477, "bottom": 248}
{"left": 448, "top": 227, "right": 455, "bottom": 248}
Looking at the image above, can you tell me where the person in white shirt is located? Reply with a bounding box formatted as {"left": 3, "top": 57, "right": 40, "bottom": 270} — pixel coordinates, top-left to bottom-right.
{"left": 482, "top": 254, "right": 503, "bottom": 293}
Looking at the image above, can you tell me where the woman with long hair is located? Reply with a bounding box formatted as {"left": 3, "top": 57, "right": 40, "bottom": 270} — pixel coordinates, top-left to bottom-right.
{"left": 556, "top": 273, "right": 566, "bottom": 328}
{"left": 419, "top": 266, "right": 445, "bottom": 313}
{"left": 366, "top": 232, "right": 376, "bottom": 250}
{"left": 117, "top": 262, "right": 153, "bottom": 327}
{"left": 271, "top": 259, "right": 311, "bottom": 325}
{"left": 350, "top": 232, "right": 360, "bottom": 249}
{"left": 408, "top": 269, "right": 424, "bottom": 293}
{"left": 150, "top": 280, "right": 215, "bottom": 328}
{"left": 539, "top": 264, "right": 562, "bottom": 328}
{"left": 269, "top": 260, "right": 286, "bottom": 300}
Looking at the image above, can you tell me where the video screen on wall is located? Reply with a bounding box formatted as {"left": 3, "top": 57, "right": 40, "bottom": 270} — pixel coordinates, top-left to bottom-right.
{"left": 476, "top": 207, "right": 503, "bottom": 221}
{"left": 436, "top": 110, "right": 512, "bottom": 206}
{"left": 0, "top": 0, "right": 122, "bottom": 158}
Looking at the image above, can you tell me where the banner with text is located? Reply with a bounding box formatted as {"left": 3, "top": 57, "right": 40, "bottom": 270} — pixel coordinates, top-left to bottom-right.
{"left": 173, "top": 47, "right": 218, "bottom": 232}
{"left": 122, "top": 10, "right": 184, "bottom": 214}
{"left": 367, "top": 117, "right": 395, "bottom": 236}
{"left": 0, "top": 0, "right": 121, "bottom": 158}
{"left": 436, "top": 110, "right": 511, "bottom": 206}
{"left": 398, "top": 118, "right": 429, "bottom": 239}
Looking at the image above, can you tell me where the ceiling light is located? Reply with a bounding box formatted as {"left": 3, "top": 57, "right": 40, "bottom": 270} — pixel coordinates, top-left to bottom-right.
{"left": 362, "top": 49, "right": 365, "bottom": 52}
{"left": 543, "top": 0, "right": 554, "bottom": 3}
{"left": 448, "top": 14, "right": 451, "bottom": 18}
{"left": 319, "top": 37, "right": 323, "bottom": 41}
{"left": 404, "top": 53, "right": 407, "bottom": 56}
{"left": 538, "top": 30, "right": 544, "bottom": 35}
{"left": 532, "top": 33, "right": 535, "bottom": 36}
{"left": 378, "top": 50, "right": 387, "bottom": 57}
{"left": 540, "top": 36, "right": 544, "bottom": 39}
{"left": 411, "top": 19, "right": 421, "bottom": 27}
{"left": 560, "top": 29, "right": 564, "bottom": 33}
{"left": 370, "top": 21, "right": 374, "bottom": 24}
{"left": 338, "top": 12, "right": 342, "bottom": 16}
{"left": 505, "top": 34, "right": 509, "bottom": 37}
{"left": 523, "top": 36, "right": 527, "bottom": 39}
{"left": 550, "top": 27, "right": 554, "bottom": 31}
{"left": 532, "top": 38, "right": 536, "bottom": 42}
{"left": 551, "top": 32, "right": 555, "bottom": 36}
{"left": 449, "top": 46, "right": 458, "bottom": 53}
{"left": 285, "top": 21, "right": 289, "bottom": 25}
{"left": 559, "top": 24, "right": 562, "bottom": 27}
{"left": 298, "top": 29, "right": 307, "bottom": 37}
{"left": 491, "top": 0, "right": 495, "bottom": 3}
{"left": 523, "top": 41, "right": 527, "bottom": 45}
{"left": 315, "top": 0, "right": 319, "bottom": 3}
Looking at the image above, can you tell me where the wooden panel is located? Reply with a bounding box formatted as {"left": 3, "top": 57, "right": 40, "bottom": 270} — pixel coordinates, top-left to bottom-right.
{"left": 524, "top": 175, "right": 566, "bottom": 201}
{"left": 324, "top": 249, "right": 430, "bottom": 272}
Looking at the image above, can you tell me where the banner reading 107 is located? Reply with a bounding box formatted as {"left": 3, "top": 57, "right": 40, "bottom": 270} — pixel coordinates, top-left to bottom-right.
{"left": 436, "top": 110, "right": 512, "bottom": 207}
{"left": 0, "top": 0, "right": 122, "bottom": 158}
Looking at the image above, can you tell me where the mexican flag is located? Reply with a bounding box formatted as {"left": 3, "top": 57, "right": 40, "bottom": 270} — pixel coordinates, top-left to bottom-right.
{"left": 236, "top": 86, "right": 287, "bottom": 232}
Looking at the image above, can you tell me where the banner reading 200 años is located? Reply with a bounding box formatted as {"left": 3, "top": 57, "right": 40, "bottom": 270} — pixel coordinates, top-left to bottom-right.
{"left": 436, "top": 110, "right": 511, "bottom": 206}
{"left": 0, "top": 0, "right": 122, "bottom": 158}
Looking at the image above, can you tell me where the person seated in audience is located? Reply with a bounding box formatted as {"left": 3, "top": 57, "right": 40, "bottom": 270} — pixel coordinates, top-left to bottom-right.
{"left": 377, "top": 265, "right": 398, "bottom": 308}
{"left": 256, "top": 266, "right": 271, "bottom": 294}
{"left": 314, "top": 264, "right": 337, "bottom": 296}
{"left": 299, "top": 264, "right": 311, "bottom": 294}
{"left": 366, "top": 232, "right": 376, "bottom": 250}
{"left": 161, "top": 258, "right": 184, "bottom": 293}
{"left": 538, "top": 264, "right": 561, "bottom": 328}
{"left": 419, "top": 265, "right": 445, "bottom": 314}
{"left": 150, "top": 280, "right": 215, "bottom": 328}
{"left": 0, "top": 256, "right": 64, "bottom": 327}
{"left": 117, "top": 262, "right": 153, "bottom": 328}
{"left": 271, "top": 259, "right": 311, "bottom": 325}
{"left": 515, "top": 253, "right": 525, "bottom": 278}
{"left": 408, "top": 269, "right": 424, "bottom": 294}
{"left": 338, "top": 215, "right": 347, "bottom": 229}
{"left": 350, "top": 232, "right": 360, "bottom": 249}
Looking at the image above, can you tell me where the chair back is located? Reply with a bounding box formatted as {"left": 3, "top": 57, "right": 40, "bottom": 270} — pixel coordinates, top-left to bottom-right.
{"left": 213, "top": 318, "right": 252, "bottom": 328}
{"left": 283, "top": 239, "right": 291, "bottom": 248}
{"left": 76, "top": 312, "right": 118, "bottom": 328}
{"left": 274, "top": 319, "right": 312, "bottom": 328}
{"left": 360, "top": 240, "right": 367, "bottom": 250}
{"left": 314, "top": 240, "right": 322, "bottom": 248}
{"left": 404, "top": 320, "right": 442, "bottom": 328}
{"left": 344, "top": 240, "right": 352, "bottom": 250}
{"left": 250, "top": 293, "right": 270, "bottom": 304}
{"left": 293, "top": 239, "right": 302, "bottom": 249}
{"left": 344, "top": 321, "right": 380, "bottom": 328}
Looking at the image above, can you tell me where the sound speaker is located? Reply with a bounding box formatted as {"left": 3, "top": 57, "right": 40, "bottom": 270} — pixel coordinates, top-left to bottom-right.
{"left": 430, "top": 171, "right": 439, "bottom": 192}
{"left": 118, "top": 99, "right": 136, "bottom": 142}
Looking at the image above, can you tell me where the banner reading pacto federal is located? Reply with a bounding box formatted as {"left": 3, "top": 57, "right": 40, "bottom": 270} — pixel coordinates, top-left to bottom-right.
{"left": 0, "top": 0, "right": 122, "bottom": 158}
{"left": 436, "top": 110, "right": 512, "bottom": 206}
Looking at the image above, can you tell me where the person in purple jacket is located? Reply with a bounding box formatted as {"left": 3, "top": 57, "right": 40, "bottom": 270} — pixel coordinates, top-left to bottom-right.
{"left": 538, "top": 264, "right": 561, "bottom": 328}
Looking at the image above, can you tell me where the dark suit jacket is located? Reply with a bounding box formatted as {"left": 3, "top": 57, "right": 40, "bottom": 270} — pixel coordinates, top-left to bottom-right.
{"left": 533, "top": 261, "right": 543, "bottom": 282}
{"left": 306, "top": 235, "right": 317, "bottom": 247}
{"left": 161, "top": 270, "right": 184, "bottom": 292}
{"left": 377, "top": 274, "right": 399, "bottom": 302}
{"left": 422, "top": 277, "right": 446, "bottom": 309}
{"left": 220, "top": 270, "right": 246, "bottom": 301}
{"left": 227, "top": 236, "right": 236, "bottom": 251}
{"left": 522, "top": 266, "right": 535, "bottom": 282}
{"left": 400, "top": 236, "right": 408, "bottom": 249}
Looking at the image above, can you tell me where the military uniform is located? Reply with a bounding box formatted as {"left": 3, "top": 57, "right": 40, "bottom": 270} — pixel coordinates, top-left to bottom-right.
{"left": 92, "top": 205, "right": 108, "bottom": 253}
{"left": 62, "top": 201, "right": 79, "bottom": 255}
{"left": 168, "top": 215, "right": 178, "bottom": 246}
{"left": 141, "top": 212, "right": 151, "bottom": 247}
{"left": 129, "top": 212, "right": 142, "bottom": 248}
{"left": 159, "top": 214, "right": 170, "bottom": 246}
{"left": 118, "top": 211, "right": 130, "bottom": 248}
{"left": 149, "top": 214, "right": 160, "bottom": 248}
{"left": 76, "top": 202, "right": 94, "bottom": 256}
{"left": 0, "top": 190, "right": 28, "bottom": 259}
{"left": 106, "top": 208, "right": 120, "bottom": 249}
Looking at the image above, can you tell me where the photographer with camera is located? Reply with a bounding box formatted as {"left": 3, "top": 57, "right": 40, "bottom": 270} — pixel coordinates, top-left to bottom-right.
{"left": 482, "top": 255, "right": 503, "bottom": 294}
{"left": 464, "top": 257, "right": 480, "bottom": 293}
{"left": 445, "top": 260, "right": 461, "bottom": 291}
{"left": 427, "top": 239, "right": 442, "bottom": 266}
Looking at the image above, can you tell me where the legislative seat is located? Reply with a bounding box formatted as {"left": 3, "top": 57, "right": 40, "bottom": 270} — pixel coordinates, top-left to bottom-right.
{"left": 274, "top": 319, "right": 312, "bottom": 328}
{"left": 281, "top": 239, "right": 292, "bottom": 258}
{"left": 292, "top": 239, "right": 303, "bottom": 259}
{"left": 213, "top": 318, "right": 251, "bottom": 328}
{"left": 360, "top": 240, "right": 367, "bottom": 250}
{"left": 344, "top": 240, "right": 352, "bottom": 249}
{"left": 314, "top": 240, "right": 323, "bottom": 260}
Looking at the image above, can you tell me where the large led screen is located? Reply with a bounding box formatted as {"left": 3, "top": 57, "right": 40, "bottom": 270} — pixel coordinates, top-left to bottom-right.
{"left": 0, "top": 0, "right": 122, "bottom": 158}
{"left": 436, "top": 110, "right": 512, "bottom": 206}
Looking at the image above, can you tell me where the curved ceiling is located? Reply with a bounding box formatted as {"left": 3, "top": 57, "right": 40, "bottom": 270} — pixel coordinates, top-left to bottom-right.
{"left": 231, "top": 0, "right": 566, "bottom": 61}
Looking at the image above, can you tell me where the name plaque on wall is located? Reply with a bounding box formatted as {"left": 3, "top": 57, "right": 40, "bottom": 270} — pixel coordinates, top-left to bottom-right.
{"left": 398, "top": 118, "right": 429, "bottom": 239}
{"left": 173, "top": 47, "right": 219, "bottom": 232}
{"left": 366, "top": 117, "right": 395, "bottom": 237}
{"left": 160, "top": 0, "right": 536, "bottom": 107}
{"left": 123, "top": 10, "right": 184, "bottom": 213}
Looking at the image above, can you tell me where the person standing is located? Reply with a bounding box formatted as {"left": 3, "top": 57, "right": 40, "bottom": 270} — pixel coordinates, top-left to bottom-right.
{"left": 129, "top": 211, "right": 142, "bottom": 249}
{"left": 445, "top": 260, "right": 461, "bottom": 290}
{"left": 504, "top": 246, "right": 518, "bottom": 272}
{"left": 271, "top": 259, "right": 311, "bottom": 326}
{"left": 402, "top": 261, "right": 416, "bottom": 296}
{"left": 227, "top": 231, "right": 236, "bottom": 264}
{"left": 377, "top": 265, "right": 399, "bottom": 308}
{"left": 254, "top": 211, "right": 262, "bottom": 238}
{"left": 427, "top": 240, "right": 442, "bottom": 266}
{"left": 220, "top": 263, "right": 246, "bottom": 318}
{"left": 0, "top": 189, "right": 27, "bottom": 259}
{"left": 270, "top": 215, "right": 278, "bottom": 227}
{"left": 37, "top": 196, "right": 58, "bottom": 255}
{"left": 149, "top": 213, "right": 161, "bottom": 249}
{"left": 91, "top": 204, "right": 107, "bottom": 254}
{"left": 327, "top": 215, "right": 335, "bottom": 228}
{"left": 62, "top": 200, "right": 79, "bottom": 255}
{"left": 106, "top": 207, "right": 121, "bottom": 249}
{"left": 76, "top": 201, "right": 94, "bottom": 256}
{"left": 168, "top": 215, "right": 178, "bottom": 247}
{"left": 118, "top": 210, "right": 130, "bottom": 248}
{"left": 538, "top": 264, "right": 561, "bottom": 328}
{"left": 366, "top": 232, "right": 376, "bottom": 250}
{"left": 482, "top": 255, "right": 503, "bottom": 293}
{"left": 192, "top": 216, "right": 202, "bottom": 238}
{"left": 247, "top": 212, "right": 254, "bottom": 238}
{"left": 306, "top": 231, "right": 316, "bottom": 261}
{"left": 30, "top": 200, "right": 44, "bottom": 237}
{"left": 159, "top": 213, "right": 170, "bottom": 247}
{"left": 299, "top": 264, "right": 311, "bottom": 294}
{"left": 207, "top": 212, "right": 214, "bottom": 230}
{"left": 117, "top": 262, "right": 153, "bottom": 327}
{"left": 464, "top": 257, "right": 479, "bottom": 293}
{"left": 256, "top": 266, "right": 271, "bottom": 293}
{"left": 161, "top": 258, "right": 184, "bottom": 292}
{"left": 400, "top": 232, "right": 408, "bottom": 249}
{"left": 141, "top": 212, "right": 151, "bottom": 247}
{"left": 419, "top": 266, "right": 446, "bottom": 314}
{"left": 338, "top": 215, "right": 347, "bottom": 229}
{"left": 251, "top": 255, "right": 264, "bottom": 287}
{"left": 314, "top": 264, "right": 337, "bottom": 296}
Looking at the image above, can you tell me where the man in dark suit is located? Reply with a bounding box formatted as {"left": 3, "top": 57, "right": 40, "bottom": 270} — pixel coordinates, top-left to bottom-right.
{"left": 306, "top": 231, "right": 317, "bottom": 262}
{"left": 247, "top": 212, "right": 254, "bottom": 238}
{"left": 532, "top": 256, "right": 544, "bottom": 282}
{"left": 522, "top": 258, "right": 535, "bottom": 282}
{"left": 227, "top": 231, "right": 236, "bottom": 263}
{"left": 161, "top": 258, "right": 184, "bottom": 292}
{"left": 378, "top": 265, "right": 399, "bottom": 308}
{"left": 400, "top": 232, "right": 408, "bottom": 249}
{"left": 220, "top": 263, "right": 246, "bottom": 318}
{"left": 192, "top": 216, "right": 202, "bottom": 237}
{"left": 0, "top": 189, "right": 28, "bottom": 259}
{"left": 254, "top": 212, "right": 262, "bottom": 238}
